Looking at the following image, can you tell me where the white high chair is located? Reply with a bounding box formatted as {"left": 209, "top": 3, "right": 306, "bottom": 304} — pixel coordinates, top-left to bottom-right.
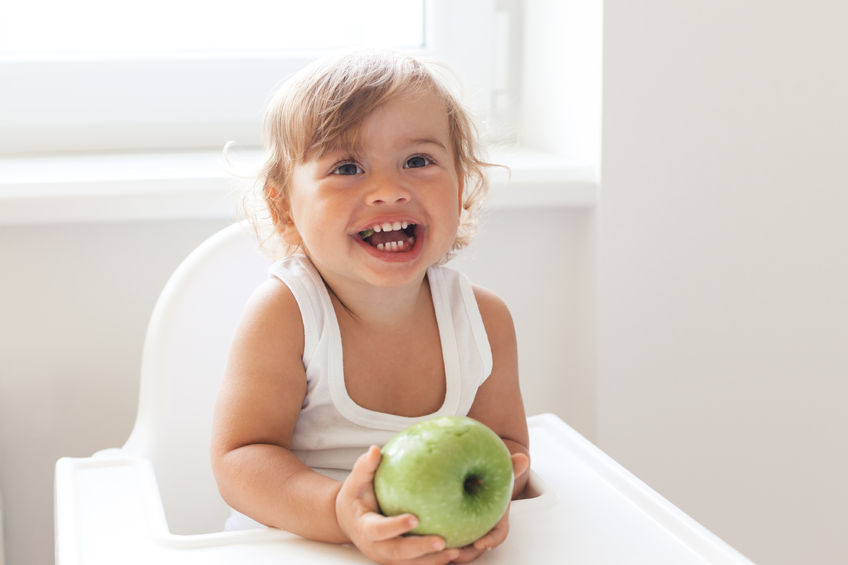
{"left": 55, "top": 222, "right": 752, "bottom": 564}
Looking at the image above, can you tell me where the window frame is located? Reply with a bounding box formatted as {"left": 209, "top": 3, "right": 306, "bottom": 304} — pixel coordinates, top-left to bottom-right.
{"left": 0, "top": 0, "right": 501, "bottom": 155}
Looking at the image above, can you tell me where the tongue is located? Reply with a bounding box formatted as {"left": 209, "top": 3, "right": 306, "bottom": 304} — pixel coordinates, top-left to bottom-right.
{"left": 369, "top": 231, "right": 406, "bottom": 246}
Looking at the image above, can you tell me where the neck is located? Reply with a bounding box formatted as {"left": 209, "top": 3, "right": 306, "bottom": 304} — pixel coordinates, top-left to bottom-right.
{"left": 323, "top": 272, "right": 431, "bottom": 330}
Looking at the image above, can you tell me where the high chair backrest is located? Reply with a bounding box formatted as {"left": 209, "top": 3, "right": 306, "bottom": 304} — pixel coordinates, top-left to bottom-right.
{"left": 122, "top": 222, "right": 271, "bottom": 534}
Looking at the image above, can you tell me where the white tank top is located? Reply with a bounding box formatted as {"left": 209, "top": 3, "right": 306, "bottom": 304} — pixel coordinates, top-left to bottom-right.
{"left": 225, "top": 255, "right": 493, "bottom": 530}
{"left": 274, "top": 255, "right": 493, "bottom": 479}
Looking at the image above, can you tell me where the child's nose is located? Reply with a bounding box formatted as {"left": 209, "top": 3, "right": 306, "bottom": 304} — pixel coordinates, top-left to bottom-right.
{"left": 366, "top": 175, "right": 411, "bottom": 205}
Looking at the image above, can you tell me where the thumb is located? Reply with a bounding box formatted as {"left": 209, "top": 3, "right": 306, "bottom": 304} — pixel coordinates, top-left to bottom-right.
{"left": 511, "top": 452, "right": 530, "bottom": 479}
{"left": 347, "top": 445, "right": 382, "bottom": 491}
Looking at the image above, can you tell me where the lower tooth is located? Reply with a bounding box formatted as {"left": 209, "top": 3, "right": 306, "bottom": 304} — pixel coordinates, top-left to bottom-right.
{"left": 375, "top": 240, "right": 412, "bottom": 252}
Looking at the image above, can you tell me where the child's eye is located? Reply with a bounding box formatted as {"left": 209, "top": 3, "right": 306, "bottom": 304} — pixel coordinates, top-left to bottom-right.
{"left": 404, "top": 155, "right": 432, "bottom": 169}
{"left": 332, "top": 162, "right": 364, "bottom": 175}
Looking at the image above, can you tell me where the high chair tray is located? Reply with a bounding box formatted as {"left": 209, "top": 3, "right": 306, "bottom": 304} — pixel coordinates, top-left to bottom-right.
{"left": 55, "top": 413, "right": 751, "bottom": 564}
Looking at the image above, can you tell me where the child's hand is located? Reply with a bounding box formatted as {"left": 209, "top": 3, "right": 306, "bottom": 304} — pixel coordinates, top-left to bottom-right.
{"left": 446, "top": 452, "right": 530, "bottom": 564}
{"left": 335, "top": 445, "right": 461, "bottom": 564}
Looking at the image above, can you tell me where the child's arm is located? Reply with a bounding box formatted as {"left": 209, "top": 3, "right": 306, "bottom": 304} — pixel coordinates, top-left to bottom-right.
{"left": 448, "top": 285, "right": 530, "bottom": 563}
{"left": 210, "top": 278, "right": 346, "bottom": 540}
{"left": 210, "top": 279, "right": 459, "bottom": 564}
{"left": 467, "top": 284, "right": 531, "bottom": 495}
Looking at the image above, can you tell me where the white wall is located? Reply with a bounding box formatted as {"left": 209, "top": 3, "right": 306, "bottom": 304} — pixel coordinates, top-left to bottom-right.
{"left": 0, "top": 219, "right": 231, "bottom": 565}
{"left": 455, "top": 206, "right": 596, "bottom": 435}
{"left": 513, "top": 0, "right": 602, "bottom": 440}
{"left": 599, "top": 2, "right": 848, "bottom": 564}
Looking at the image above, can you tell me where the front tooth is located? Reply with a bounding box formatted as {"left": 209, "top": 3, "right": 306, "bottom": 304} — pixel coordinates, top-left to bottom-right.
{"left": 377, "top": 243, "right": 385, "bottom": 251}
{"left": 392, "top": 221, "right": 402, "bottom": 231}
{"left": 381, "top": 222, "right": 393, "bottom": 232}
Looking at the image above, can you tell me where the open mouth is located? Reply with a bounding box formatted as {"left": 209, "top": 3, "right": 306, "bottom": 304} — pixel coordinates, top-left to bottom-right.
{"left": 358, "top": 221, "right": 418, "bottom": 252}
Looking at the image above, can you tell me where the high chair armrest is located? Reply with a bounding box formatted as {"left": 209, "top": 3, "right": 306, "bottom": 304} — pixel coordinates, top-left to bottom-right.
{"left": 54, "top": 454, "right": 369, "bottom": 564}
{"left": 505, "top": 414, "right": 752, "bottom": 564}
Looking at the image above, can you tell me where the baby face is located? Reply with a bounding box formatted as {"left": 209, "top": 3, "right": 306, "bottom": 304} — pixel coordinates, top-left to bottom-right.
{"left": 284, "top": 88, "right": 463, "bottom": 290}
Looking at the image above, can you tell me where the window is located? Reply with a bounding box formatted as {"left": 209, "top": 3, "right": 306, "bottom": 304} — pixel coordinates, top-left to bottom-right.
{"left": 1, "top": 1, "right": 424, "bottom": 55}
{"left": 0, "top": 0, "right": 503, "bottom": 154}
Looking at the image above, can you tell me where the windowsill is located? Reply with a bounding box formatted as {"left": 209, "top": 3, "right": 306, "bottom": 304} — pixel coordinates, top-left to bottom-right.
{"left": 0, "top": 146, "right": 597, "bottom": 225}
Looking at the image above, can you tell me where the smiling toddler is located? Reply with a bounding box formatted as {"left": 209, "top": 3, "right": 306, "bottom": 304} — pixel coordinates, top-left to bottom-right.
{"left": 211, "top": 50, "right": 529, "bottom": 565}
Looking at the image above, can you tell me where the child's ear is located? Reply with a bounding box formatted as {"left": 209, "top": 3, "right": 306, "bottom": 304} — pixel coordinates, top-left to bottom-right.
{"left": 277, "top": 206, "right": 302, "bottom": 248}
{"left": 265, "top": 180, "right": 302, "bottom": 247}
{"left": 456, "top": 175, "right": 465, "bottom": 213}
{"left": 281, "top": 216, "right": 302, "bottom": 248}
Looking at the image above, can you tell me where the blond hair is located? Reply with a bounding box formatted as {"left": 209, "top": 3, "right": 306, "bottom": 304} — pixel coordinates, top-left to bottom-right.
{"left": 245, "top": 49, "right": 492, "bottom": 259}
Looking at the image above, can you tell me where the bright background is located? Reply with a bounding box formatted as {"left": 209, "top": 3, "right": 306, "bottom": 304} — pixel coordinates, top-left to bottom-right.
{"left": 2, "top": 1, "right": 847, "bottom": 564}
{"left": 0, "top": 0, "right": 423, "bottom": 54}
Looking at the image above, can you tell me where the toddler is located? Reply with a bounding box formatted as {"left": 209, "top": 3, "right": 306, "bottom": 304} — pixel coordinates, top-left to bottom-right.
{"left": 211, "top": 50, "right": 529, "bottom": 565}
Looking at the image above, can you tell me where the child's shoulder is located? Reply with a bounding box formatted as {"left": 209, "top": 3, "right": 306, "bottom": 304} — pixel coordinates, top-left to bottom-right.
{"left": 470, "top": 283, "right": 515, "bottom": 332}
{"left": 429, "top": 263, "right": 512, "bottom": 326}
{"left": 268, "top": 254, "right": 319, "bottom": 282}
{"left": 467, "top": 283, "right": 517, "bottom": 370}
{"left": 250, "top": 275, "right": 299, "bottom": 311}
{"left": 236, "top": 275, "right": 305, "bottom": 350}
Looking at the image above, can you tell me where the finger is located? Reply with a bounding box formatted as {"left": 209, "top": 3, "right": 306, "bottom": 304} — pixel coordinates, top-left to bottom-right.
{"left": 353, "top": 445, "right": 382, "bottom": 479}
{"left": 473, "top": 526, "right": 507, "bottom": 551}
{"left": 403, "top": 548, "right": 462, "bottom": 565}
{"left": 345, "top": 446, "right": 382, "bottom": 496}
{"left": 373, "top": 534, "right": 452, "bottom": 562}
{"left": 511, "top": 452, "right": 530, "bottom": 478}
{"left": 447, "top": 544, "right": 487, "bottom": 564}
{"left": 426, "top": 548, "right": 463, "bottom": 565}
{"left": 472, "top": 511, "right": 509, "bottom": 551}
{"left": 360, "top": 511, "right": 420, "bottom": 542}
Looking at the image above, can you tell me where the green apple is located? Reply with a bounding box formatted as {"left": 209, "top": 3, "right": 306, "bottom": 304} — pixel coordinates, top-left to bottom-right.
{"left": 374, "top": 415, "right": 514, "bottom": 548}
